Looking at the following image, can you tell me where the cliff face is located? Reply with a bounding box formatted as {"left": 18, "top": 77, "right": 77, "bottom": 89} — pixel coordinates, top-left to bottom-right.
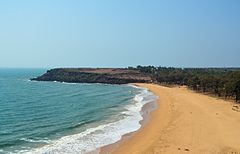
{"left": 31, "top": 68, "right": 152, "bottom": 84}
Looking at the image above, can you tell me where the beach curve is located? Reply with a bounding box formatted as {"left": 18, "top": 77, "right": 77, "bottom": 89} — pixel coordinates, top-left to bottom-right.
{"left": 107, "top": 83, "right": 240, "bottom": 154}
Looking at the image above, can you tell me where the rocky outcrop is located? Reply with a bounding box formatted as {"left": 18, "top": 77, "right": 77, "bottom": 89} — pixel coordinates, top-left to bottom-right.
{"left": 31, "top": 68, "right": 152, "bottom": 84}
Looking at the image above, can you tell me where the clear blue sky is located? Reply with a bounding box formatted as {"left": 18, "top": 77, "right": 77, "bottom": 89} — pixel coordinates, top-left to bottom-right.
{"left": 0, "top": 0, "right": 239, "bottom": 68}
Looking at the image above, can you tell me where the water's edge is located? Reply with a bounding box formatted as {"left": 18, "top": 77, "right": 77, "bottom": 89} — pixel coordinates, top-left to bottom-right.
{"left": 20, "top": 83, "right": 158, "bottom": 154}
{"left": 99, "top": 84, "right": 158, "bottom": 154}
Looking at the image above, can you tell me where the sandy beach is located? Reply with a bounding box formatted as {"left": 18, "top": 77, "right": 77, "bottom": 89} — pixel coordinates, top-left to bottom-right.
{"left": 108, "top": 83, "right": 240, "bottom": 154}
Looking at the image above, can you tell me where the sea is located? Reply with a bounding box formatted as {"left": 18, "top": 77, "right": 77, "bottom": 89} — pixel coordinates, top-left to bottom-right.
{"left": 0, "top": 68, "right": 157, "bottom": 154}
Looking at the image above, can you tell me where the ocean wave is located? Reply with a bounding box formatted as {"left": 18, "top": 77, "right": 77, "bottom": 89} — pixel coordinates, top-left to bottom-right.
{"left": 0, "top": 130, "right": 12, "bottom": 136}
{"left": 61, "top": 82, "right": 77, "bottom": 85}
{"left": 20, "top": 138, "right": 51, "bottom": 144}
{"left": 68, "top": 121, "right": 96, "bottom": 130}
{"left": 22, "top": 87, "right": 157, "bottom": 154}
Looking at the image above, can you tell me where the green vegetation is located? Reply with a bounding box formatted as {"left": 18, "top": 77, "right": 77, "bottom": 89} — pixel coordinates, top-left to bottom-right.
{"left": 32, "top": 68, "right": 152, "bottom": 85}
{"left": 34, "top": 66, "right": 240, "bottom": 103}
{"left": 131, "top": 66, "right": 240, "bottom": 102}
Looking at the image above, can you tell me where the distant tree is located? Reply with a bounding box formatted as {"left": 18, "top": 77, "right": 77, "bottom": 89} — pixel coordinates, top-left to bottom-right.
{"left": 127, "top": 66, "right": 135, "bottom": 70}
{"left": 134, "top": 65, "right": 240, "bottom": 102}
{"left": 234, "top": 80, "right": 240, "bottom": 102}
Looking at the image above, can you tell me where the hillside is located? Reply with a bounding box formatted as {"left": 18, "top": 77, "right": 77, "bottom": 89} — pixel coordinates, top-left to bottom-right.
{"left": 31, "top": 68, "right": 152, "bottom": 84}
{"left": 32, "top": 66, "right": 240, "bottom": 102}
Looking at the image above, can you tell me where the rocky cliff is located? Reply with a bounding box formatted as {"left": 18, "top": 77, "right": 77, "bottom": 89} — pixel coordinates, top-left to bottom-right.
{"left": 31, "top": 68, "right": 152, "bottom": 84}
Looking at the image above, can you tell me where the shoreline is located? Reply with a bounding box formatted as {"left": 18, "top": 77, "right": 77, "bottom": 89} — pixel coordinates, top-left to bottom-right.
{"left": 99, "top": 83, "right": 166, "bottom": 154}
{"left": 99, "top": 87, "right": 158, "bottom": 154}
{"left": 101, "top": 83, "right": 240, "bottom": 154}
{"left": 21, "top": 83, "right": 157, "bottom": 154}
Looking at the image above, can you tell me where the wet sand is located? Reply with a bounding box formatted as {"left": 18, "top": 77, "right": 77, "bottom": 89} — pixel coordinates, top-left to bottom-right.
{"left": 104, "top": 83, "right": 240, "bottom": 154}
{"left": 99, "top": 88, "right": 157, "bottom": 154}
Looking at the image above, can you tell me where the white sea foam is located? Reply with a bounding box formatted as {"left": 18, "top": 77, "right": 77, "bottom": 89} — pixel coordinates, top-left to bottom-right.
{"left": 22, "top": 86, "right": 158, "bottom": 154}
{"left": 61, "top": 82, "right": 77, "bottom": 85}
{"left": 20, "top": 138, "right": 51, "bottom": 144}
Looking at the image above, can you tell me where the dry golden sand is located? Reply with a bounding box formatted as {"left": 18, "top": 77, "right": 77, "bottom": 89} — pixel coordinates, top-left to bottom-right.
{"left": 110, "top": 83, "right": 240, "bottom": 154}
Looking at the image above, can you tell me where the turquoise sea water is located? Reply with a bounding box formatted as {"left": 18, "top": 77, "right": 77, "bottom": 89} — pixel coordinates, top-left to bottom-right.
{"left": 0, "top": 69, "right": 157, "bottom": 154}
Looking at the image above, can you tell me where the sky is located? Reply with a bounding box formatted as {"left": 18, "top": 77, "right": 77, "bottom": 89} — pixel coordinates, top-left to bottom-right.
{"left": 0, "top": 0, "right": 239, "bottom": 68}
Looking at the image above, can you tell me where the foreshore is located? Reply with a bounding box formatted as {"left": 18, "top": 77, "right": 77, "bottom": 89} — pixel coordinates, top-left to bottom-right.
{"left": 101, "top": 83, "right": 240, "bottom": 154}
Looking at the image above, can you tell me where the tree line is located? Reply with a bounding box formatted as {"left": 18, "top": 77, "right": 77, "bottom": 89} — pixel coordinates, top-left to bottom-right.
{"left": 129, "top": 66, "right": 240, "bottom": 102}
